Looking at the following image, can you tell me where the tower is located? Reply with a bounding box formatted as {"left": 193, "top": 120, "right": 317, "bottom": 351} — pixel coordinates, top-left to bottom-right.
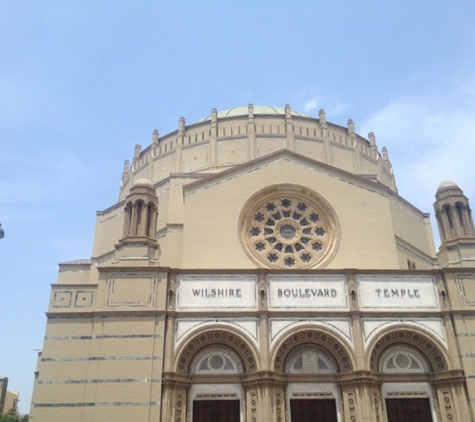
{"left": 434, "top": 180, "right": 475, "bottom": 267}
{"left": 113, "top": 177, "right": 160, "bottom": 265}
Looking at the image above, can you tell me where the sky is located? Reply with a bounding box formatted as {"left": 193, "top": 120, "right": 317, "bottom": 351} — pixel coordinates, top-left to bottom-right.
{"left": 1, "top": 1, "right": 474, "bottom": 414}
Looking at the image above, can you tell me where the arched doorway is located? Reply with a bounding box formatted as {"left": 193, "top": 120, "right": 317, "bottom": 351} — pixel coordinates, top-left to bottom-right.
{"left": 189, "top": 345, "right": 244, "bottom": 422}
{"left": 368, "top": 328, "right": 469, "bottom": 422}
{"left": 379, "top": 345, "right": 435, "bottom": 422}
{"left": 165, "top": 329, "right": 259, "bottom": 422}
{"left": 285, "top": 344, "right": 340, "bottom": 422}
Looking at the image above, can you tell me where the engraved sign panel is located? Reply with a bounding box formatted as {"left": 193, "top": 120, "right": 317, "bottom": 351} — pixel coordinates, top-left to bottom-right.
{"left": 177, "top": 275, "right": 257, "bottom": 310}
{"left": 357, "top": 275, "right": 439, "bottom": 311}
{"left": 268, "top": 275, "right": 348, "bottom": 310}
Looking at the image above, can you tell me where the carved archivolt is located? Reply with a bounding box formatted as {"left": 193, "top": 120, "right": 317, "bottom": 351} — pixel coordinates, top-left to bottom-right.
{"left": 272, "top": 327, "right": 354, "bottom": 372}
{"left": 368, "top": 327, "right": 448, "bottom": 372}
{"left": 175, "top": 328, "right": 258, "bottom": 373}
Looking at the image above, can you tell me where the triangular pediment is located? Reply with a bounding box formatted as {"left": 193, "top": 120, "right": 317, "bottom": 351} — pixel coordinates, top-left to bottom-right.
{"left": 180, "top": 149, "right": 425, "bottom": 218}
{"left": 184, "top": 149, "right": 382, "bottom": 195}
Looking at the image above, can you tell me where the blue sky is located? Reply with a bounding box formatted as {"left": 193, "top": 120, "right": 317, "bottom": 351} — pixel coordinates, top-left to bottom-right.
{"left": 1, "top": 1, "right": 474, "bottom": 413}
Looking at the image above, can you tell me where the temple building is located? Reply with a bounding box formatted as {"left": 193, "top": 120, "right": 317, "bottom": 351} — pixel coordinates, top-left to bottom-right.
{"left": 30, "top": 105, "right": 475, "bottom": 421}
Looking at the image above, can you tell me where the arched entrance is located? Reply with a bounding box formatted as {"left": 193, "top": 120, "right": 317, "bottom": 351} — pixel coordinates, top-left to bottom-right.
{"left": 163, "top": 329, "right": 259, "bottom": 422}
{"left": 379, "top": 345, "right": 435, "bottom": 422}
{"left": 189, "top": 345, "right": 244, "bottom": 422}
{"left": 285, "top": 345, "right": 340, "bottom": 422}
{"left": 272, "top": 328, "right": 355, "bottom": 422}
{"left": 369, "top": 328, "right": 470, "bottom": 422}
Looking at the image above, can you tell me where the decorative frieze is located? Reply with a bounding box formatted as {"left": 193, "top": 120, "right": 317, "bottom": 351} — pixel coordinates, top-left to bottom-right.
{"left": 441, "top": 390, "right": 454, "bottom": 421}
{"left": 249, "top": 391, "right": 257, "bottom": 422}
{"left": 275, "top": 392, "right": 283, "bottom": 422}
{"left": 175, "top": 393, "right": 184, "bottom": 422}
{"left": 345, "top": 391, "right": 357, "bottom": 422}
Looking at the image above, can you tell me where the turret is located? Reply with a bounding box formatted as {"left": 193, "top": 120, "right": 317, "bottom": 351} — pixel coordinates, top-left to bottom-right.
{"left": 113, "top": 178, "right": 160, "bottom": 265}
{"left": 434, "top": 181, "right": 475, "bottom": 268}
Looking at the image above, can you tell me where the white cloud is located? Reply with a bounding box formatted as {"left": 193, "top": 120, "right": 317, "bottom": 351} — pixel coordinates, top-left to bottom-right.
{"left": 303, "top": 96, "right": 322, "bottom": 112}
{"left": 327, "top": 102, "right": 350, "bottom": 116}
{"left": 301, "top": 96, "right": 349, "bottom": 118}
{"left": 359, "top": 77, "right": 475, "bottom": 243}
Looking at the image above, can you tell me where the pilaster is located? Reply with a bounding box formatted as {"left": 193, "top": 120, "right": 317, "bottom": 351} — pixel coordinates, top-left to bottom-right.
{"left": 210, "top": 108, "right": 218, "bottom": 166}
{"left": 247, "top": 104, "right": 256, "bottom": 160}
{"left": 319, "top": 109, "right": 331, "bottom": 165}
{"left": 284, "top": 104, "right": 295, "bottom": 152}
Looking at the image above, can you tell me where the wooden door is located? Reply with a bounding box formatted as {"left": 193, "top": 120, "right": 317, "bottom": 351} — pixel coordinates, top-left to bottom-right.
{"left": 193, "top": 400, "right": 240, "bottom": 422}
{"left": 290, "top": 399, "right": 337, "bottom": 422}
{"left": 386, "top": 398, "right": 433, "bottom": 422}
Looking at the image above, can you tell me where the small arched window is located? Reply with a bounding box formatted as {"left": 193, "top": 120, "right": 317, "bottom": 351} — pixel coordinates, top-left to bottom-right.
{"left": 444, "top": 204, "right": 454, "bottom": 229}
{"left": 456, "top": 202, "right": 467, "bottom": 235}
{"left": 379, "top": 345, "right": 429, "bottom": 373}
{"left": 285, "top": 345, "right": 337, "bottom": 374}
{"left": 191, "top": 346, "right": 243, "bottom": 375}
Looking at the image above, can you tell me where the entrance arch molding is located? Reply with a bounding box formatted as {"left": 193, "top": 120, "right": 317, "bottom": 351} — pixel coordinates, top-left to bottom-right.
{"left": 367, "top": 325, "right": 450, "bottom": 372}
{"left": 174, "top": 325, "right": 260, "bottom": 374}
{"left": 271, "top": 325, "right": 355, "bottom": 373}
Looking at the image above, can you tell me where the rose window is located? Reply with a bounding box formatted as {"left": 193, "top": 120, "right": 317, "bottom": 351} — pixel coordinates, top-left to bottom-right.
{"left": 241, "top": 187, "right": 339, "bottom": 269}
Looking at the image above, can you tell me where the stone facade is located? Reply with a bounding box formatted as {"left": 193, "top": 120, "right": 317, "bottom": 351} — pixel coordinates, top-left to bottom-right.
{"left": 30, "top": 105, "right": 475, "bottom": 421}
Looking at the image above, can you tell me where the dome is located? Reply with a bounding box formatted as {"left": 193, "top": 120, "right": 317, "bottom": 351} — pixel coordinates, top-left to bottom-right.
{"left": 195, "top": 105, "right": 312, "bottom": 123}
{"left": 437, "top": 180, "right": 460, "bottom": 191}
{"left": 118, "top": 104, "right": 398, "bottom": 201}
{"left": 133, "top": 178, "right": 153, "bottom": 187}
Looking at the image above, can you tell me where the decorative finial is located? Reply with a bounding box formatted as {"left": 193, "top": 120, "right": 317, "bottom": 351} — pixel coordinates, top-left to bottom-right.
{"left": 123, "top": 159, "right": 130, "bottom": 175}
{"left": 178, "top": 117, "right": 185, "bottom": 133}
{"left": 368, "top": 132, "right": 376, "bottom": 147}
{"left": 319, "top": 109, "right": 326, "bottom": 124}
{"left": 152, "top": 129, "right": 159, "bottom": 145}
{"left": 347, "top": 119, "right": 355, "bottom": 134}
{"left": 285, "top": 104, "right": 292, "bottom": 119}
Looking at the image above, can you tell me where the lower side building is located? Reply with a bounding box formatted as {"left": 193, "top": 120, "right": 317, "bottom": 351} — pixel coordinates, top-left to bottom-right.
{"left": 31, "top": 270, "right": 474, "bottom": 422}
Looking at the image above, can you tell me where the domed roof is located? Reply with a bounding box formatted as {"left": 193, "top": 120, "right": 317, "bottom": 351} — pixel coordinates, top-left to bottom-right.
{"left": 133, "top": 178, "right": 153, "bottom": 187}
{"left": 195, "top": 105, "right": 312, "bottom": 123}
{"left": 437, "top": 180, "right": 460, "bottom": 191}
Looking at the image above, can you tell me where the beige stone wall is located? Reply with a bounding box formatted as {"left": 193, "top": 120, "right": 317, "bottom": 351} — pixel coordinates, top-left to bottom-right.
{"left": 180, "top": 157, "right": 401, "bottom": 269}
{"left": 33, "top": 269, "right": 475, "bottom": 421}
{"left": 32, "top": 313, "right": 166, "bottom": 421}
{"left": 31, "top": 107, "right": 475, "bottom": 421}
{"left": 89, "top": 152, "right": 433, "bottom": 272}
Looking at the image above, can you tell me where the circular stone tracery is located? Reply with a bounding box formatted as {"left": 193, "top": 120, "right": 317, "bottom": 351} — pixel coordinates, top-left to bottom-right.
{"left": 241, "top": 186, "right": 339, "bottom": 269}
